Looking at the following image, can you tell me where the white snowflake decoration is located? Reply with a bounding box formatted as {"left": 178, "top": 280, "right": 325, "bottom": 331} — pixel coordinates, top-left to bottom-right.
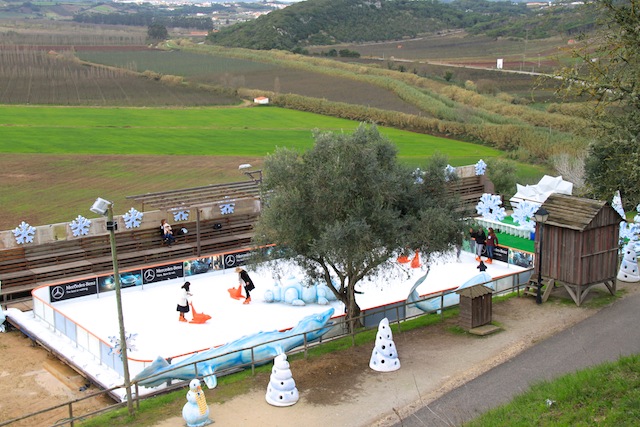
{"left": 413, "top": 168, "right": 424, "bottom": 184}
{"left": 70, "top": 215, "right": 91, "bottom": 237}
{"left": 13, "top": 221, "right": 36, "bottom": 244}
{"left": 620, "top": 221, "right": 640, "bottom": 243}
{"left": 444, "top": 164, "right": 457, "bottom": 182}
{"left": 173, "top": 210, "right": 189, "bottom": 222}
{"left": 511, "top": 201, "right": 540, "bottom": 231}
{"left": 475, "top": 159, "right": 487, "bottom": 176}
{"left": 123, "top": 207, "right": 143, "bottom": 229}
{"left": 108, "top": 332, "right": 138, "bottom": 360}
{"left": 612, "top": 191, "right": 625, "bottom": 219}
{"left": 220, "top": 202, "right": 235, "bottom": 215}
{"left": 476, "top": 193, "right": 506, "bottom": 222}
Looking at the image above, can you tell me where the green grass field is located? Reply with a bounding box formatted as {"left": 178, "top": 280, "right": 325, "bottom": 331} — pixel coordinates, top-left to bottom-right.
{"left": 0, "top": 105, "right": 503, "bottom": 162}
{"left": 0, "top": 105, "right": 545, "bottom": 229}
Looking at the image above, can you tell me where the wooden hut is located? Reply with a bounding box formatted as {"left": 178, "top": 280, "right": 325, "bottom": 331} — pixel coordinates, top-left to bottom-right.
{"left": 457, "top": 284, "right": 493, "bottom": 330}
{"left": 532, "top": 194, "right": 622, "bottom": 305}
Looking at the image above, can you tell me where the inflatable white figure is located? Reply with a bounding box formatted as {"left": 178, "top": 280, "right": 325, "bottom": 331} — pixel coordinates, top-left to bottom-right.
{"left": 618, "top": 241, "right": 640, "bottom": 282}
{"left": 266, "top": 353, "right": 299, "bottom": 407}
{"left": 0, "top": 310, "right": 6, "bottom": 333}
{"left": 263, "top": 276, "right": 338, "bottom": 306}
{"left": 369, "top": 318, "right": 400, "bottom": 372}
{"left": 182, "top": 379, "right": 211, "bottom": 427}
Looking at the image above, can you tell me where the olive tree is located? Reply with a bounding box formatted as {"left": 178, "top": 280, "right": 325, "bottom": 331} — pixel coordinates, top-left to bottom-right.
{"left": 252, "top": 124, "right": 465, "bottom": 329}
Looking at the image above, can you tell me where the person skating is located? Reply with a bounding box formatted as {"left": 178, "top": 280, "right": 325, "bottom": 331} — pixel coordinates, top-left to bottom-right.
{"left": 477, "top": 260, "right": 487, "bottom": 272}
{"left": 470, "top": 227, "right": 487, "bottom": 262}
{"left": 177, "top": 282, "right": 192, "bottom": 322}
{"left": 235, "top": 267, "right": 255, "bottom": 304}
{"left": 486, "top": 227, "right": 499, "bottom": 264}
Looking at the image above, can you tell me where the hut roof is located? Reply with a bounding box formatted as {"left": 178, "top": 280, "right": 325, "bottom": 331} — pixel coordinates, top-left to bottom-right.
{"left": 542, "top": 194, "right": 622, "bottom": 231}
{"left": 456, "top": 284, "right": 493, "bottom": 298}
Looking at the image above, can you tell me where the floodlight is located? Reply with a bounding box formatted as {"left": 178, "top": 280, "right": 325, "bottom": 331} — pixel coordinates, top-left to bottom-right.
{"left": 90, "top": 197, "right": 111, "bottom": 216}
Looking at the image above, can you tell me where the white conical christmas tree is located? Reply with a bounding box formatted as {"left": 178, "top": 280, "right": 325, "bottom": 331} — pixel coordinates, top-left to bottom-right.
{"left": 618, "top": 241, "right": 640, "bottom": 282}
{"left": 266, "top": 353, "right": 299, "bottom": 407}
{"left": 369, "top": 318, "right": 400, "bottom": 372}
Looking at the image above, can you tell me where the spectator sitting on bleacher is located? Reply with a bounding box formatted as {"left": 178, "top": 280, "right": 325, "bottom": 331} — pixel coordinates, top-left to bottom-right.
{"left": 161, "top": 219, "right": 176, "bottom": 246}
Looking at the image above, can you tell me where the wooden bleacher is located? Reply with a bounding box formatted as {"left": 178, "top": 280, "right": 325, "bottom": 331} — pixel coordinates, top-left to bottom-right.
{"left": 0, "top": 213, "right": 259, "bottom": 306}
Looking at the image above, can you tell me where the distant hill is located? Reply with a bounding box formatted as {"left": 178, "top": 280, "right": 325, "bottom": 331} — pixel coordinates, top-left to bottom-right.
{"left": 207, "top": 0, "right": 597, "bottom": 51}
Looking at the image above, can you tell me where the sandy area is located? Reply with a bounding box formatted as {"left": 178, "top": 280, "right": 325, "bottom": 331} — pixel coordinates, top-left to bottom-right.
{"left": 1, "top": 281, "right": 636, "bottom": 427}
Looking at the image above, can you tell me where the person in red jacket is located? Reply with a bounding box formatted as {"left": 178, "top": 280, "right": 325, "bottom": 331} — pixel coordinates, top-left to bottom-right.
{"left": 486, "top": 227, "right": 499, "bottom": 264}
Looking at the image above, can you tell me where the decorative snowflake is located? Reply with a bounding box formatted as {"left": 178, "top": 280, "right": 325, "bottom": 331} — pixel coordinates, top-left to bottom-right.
{"left": 173, "top": 210, "right": 189, "bottom": 222}
{"left": 13, "top": 221, "right": 36, "bottom": 244}
{"left": 69, "top": 215, "right": 91, "bottom": 237}
{"left": 476, "top": 193, "right": 506, "bottom": 221}
{"left": 612, "top": 191, "right": 625, "bottom": 219}
{"left": 123, "top": 207, "right": 143, "bottom": 229}
{"left": 475, "top": 159, "right": 487, "bottom": 176}
{"left": 620, "top": 221, "right": 640, "bottom": 243}
{"left": 108, "top": 332, "right": 138, "bottom": 360}
{"left": 220, "top": 202, "right": 235, "bottom": 215}
{"left": 444, "top": 164, "right": 456, "bottom": 182}
{"left": 412, "top": 168, "right": 424, "bottom": 184}
{"left": 512, "top": 201, "right": 540, "bottom": 231}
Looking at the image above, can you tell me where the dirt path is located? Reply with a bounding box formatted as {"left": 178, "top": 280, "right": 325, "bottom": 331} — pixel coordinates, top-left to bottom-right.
{"left": 1, "top": 283, "right": 636, "bottom": 426}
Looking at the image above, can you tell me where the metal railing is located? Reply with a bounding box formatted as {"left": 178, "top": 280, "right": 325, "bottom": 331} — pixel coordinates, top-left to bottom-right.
{"left": 1, "top": 267, "right": 533, "bottom": 427}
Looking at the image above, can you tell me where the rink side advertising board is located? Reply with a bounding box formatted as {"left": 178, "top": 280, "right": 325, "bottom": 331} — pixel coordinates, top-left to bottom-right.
{"left": 493, "top": 246, "right": 509, "bottom": 263}
{"left": 50, "top": 278, "right": 98, "bottom": 302}
{"left": 222, "top": 250, "right": 250, "bottom": 269}
{"left": 142, "top": 262, "right": 184, "bottom": 284}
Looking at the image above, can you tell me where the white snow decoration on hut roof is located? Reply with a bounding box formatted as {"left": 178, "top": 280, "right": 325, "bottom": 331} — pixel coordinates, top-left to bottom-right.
{"left": 509, "top": 175, "right": 573, "bottom": 208}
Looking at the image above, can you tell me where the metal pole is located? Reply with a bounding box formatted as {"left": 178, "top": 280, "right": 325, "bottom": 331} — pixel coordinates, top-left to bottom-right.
{"left": 536, "top": 222, "right": 544, "bottom": 304}
{"left": 107, "top": 204, "right": 134, "bottom": 414}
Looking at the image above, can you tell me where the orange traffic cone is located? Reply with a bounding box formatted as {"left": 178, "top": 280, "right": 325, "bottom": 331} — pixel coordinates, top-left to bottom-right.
{"left": 228, "top": 284, "right": 244, "bottom": 300}
{"left": 397, "top": 255, "right": 410, "bottom": 263}
{"left": 410, "top": 251, "right": 421, "bottom": 268}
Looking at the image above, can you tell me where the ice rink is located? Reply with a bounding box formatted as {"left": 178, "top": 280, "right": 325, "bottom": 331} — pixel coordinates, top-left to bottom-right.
{"left": 5, "top": 250, "right": 526, "bottom": 399}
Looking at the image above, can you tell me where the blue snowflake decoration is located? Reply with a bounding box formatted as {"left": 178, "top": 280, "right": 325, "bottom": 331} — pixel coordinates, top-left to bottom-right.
{"left": 69, "top": 215, "right": 91, "bottom": 237}
{"left": 108, "top": 332, "right": 138, "bottom": 360}
{"left": 444, "top": 164, "right": 457, "bottom": 182}
{"left": 612, "top": 191, "right": 625, "bottom": 219}
{"left": 476, "top": 193, "right": 506, "bottom": 221}
{"left": 220, "top": 202, "right": 235, "bottom": 215}
{"left": 13, "top": 221, "right": 36, "bottom": 244}
{"left": 475, "top": 159, "right": 487, "bottom": 176}
{"left": 123, "top": 207, "right": 143, "bottom": 229}
{"left": 511, "top": 201, "right": 539, "bottom": 231}
{"left": 173, "top": 210, "right": 189, "bottom": 222}
{"left": 412, "top": 168, "right": 424, "bottom": 184}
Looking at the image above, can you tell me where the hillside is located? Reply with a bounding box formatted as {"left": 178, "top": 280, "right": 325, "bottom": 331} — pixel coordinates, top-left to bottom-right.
{"left": 207, "top": 0, "right": 597, "bottom": 51}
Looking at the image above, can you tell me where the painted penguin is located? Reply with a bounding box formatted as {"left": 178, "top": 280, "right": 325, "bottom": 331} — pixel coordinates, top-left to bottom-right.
{"left": 182, "top": 379, "right": 211, "bottom": 427}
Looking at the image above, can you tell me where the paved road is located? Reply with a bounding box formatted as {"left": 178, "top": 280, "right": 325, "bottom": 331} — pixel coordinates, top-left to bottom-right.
{"left": 393, "top": 292, "right": 640, "bottom": 427}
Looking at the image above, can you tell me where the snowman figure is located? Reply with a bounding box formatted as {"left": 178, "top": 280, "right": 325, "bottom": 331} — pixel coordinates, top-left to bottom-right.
{"left": 266, "top": 353, "right": 299, "bottom": 406}
{"left": 182, "top": 379, "right": 211, "bottom": 427}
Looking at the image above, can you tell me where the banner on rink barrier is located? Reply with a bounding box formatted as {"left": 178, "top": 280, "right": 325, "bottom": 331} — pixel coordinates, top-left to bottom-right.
{"left": 50, "top": 278, "right": 98, "bottom": 302}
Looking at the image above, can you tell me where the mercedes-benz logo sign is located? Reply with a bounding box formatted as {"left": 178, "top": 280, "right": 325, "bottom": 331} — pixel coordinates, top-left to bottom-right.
{"left": 224, "top": 254, "right": 236, "bottom": 268}
{"left": 51, "top": 286, "right": 65, "bottom": 300}
{"left": 144, "top": 269, "right": 156, "bottom": 283}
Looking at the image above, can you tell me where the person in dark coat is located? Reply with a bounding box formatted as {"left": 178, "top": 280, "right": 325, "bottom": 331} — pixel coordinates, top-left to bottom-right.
{"left": 470, "top": 227, "right": 487, "bottom": 262}
{"left": 235, "top": 267, "right": 255, "bottom": 304}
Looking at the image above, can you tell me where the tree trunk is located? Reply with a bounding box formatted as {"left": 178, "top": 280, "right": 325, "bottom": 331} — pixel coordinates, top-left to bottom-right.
{"left": 345, "top": 283, "right": 363, "bottom": 332}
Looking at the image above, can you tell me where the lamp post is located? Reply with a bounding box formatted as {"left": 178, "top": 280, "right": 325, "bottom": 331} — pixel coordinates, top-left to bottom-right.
{"left": 90, "top": 198, "right": 134, "bottom": 414}
{"left": 534, "top": 207, "right": 549, "bottom": 305}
